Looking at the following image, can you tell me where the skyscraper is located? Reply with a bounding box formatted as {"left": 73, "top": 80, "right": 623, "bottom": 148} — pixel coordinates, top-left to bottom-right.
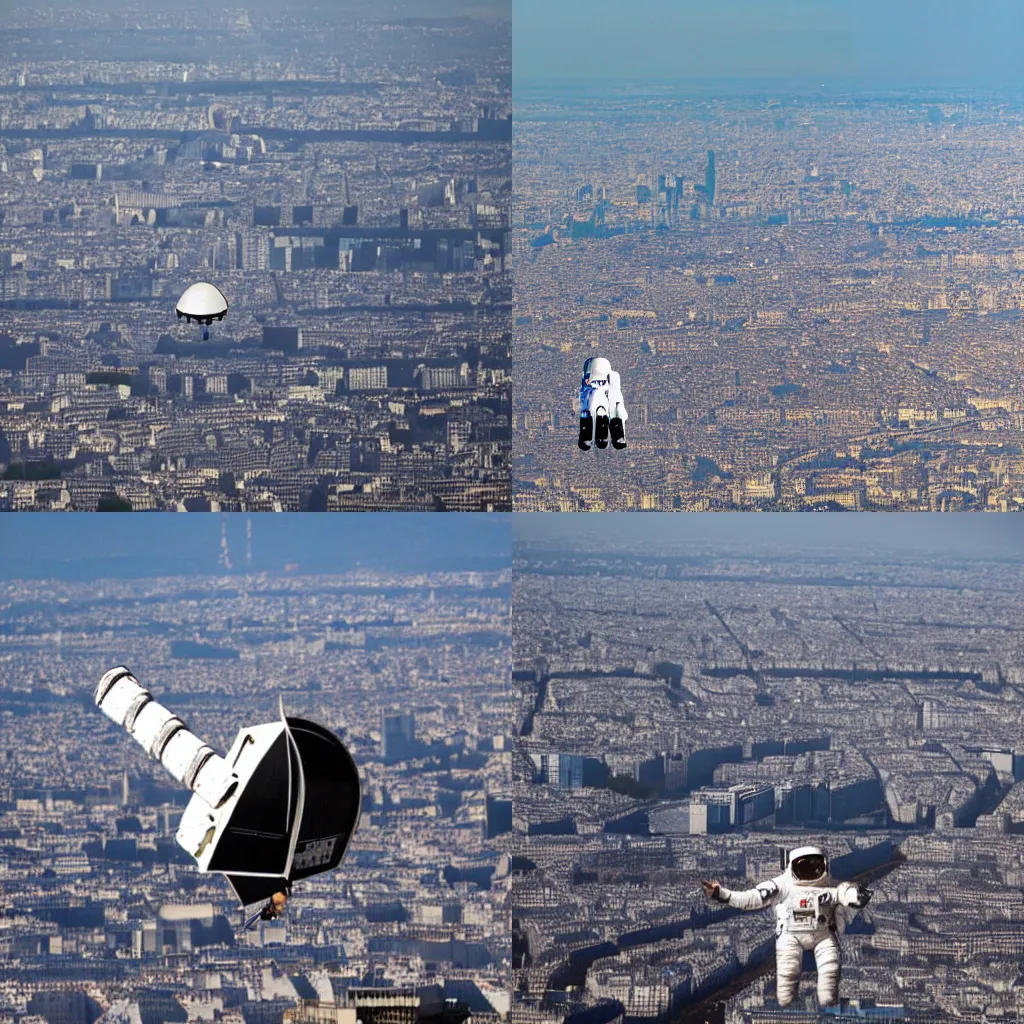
{"left": 485, "top": 795, "right": 513, "bottom": 838}
{"left": 381, "top": 711, "right": 416, "bottom": 763}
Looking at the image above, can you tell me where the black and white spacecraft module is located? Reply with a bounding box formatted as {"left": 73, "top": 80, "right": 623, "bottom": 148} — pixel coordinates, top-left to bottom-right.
{"left": 95, "top": 666, "right": 361, "bottom": 908}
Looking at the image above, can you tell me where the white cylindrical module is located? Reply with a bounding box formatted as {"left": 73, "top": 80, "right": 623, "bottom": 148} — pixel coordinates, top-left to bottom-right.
{"left": 95, "top": 666, "right": 238, "bottom": 809}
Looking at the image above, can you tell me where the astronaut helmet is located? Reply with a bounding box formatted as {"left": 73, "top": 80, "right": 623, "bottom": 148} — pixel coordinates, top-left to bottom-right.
{"left": 583, "top": 356, "right": 612, "bottom": 383}
{"left": 787, "top": 845, "right": 828, "bottom": 885}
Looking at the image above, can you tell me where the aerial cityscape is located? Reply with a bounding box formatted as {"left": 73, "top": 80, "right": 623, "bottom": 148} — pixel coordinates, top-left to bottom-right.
{"left": 512, "top": 515, "right": 1024, "bottom": 1023}
{"left": 512, "top": 81, "right": 1024, "bottom": 510}
{"left": 0, "top": 1, "right": 511, "bottom": 510}
{"left": 10, "top": 9, "right": 1024, "bottom": 1024}
{"left": 0, "top": 515, "right": 512, "bottom": 1024}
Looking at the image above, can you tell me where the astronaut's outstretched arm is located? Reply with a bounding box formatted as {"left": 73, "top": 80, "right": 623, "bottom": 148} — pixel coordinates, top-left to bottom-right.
{"left": 703, "top": 879, "right": 783, "bottom": 910}
{"left": 835, "top": 881, "right": 873, "bottom": 908}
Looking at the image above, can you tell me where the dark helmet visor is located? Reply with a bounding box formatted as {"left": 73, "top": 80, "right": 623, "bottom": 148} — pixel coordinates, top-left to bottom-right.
{"left": 791, "top": 854, "right": 826, "bottom": 881}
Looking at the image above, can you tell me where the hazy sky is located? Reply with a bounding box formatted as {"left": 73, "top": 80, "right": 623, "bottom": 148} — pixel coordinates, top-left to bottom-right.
{"left": 515, "top": 512, "right": 1024, "bottom": 559}
{"left": 3, "top": 0, "right": 505, "bottom": 16}
{"left": 0, "top": 513, "right": 511, "bottom": 580}
{"left": 514, "top": 0, "right": 1024, "bottom": 87}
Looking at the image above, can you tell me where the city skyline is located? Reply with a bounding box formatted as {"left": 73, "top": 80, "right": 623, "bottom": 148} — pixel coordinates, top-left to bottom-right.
{"left": 513, "top": 77, "right": 1024, "bottom": 510}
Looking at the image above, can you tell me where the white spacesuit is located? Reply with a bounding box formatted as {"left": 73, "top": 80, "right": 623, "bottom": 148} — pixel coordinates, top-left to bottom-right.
{"left": 578, "top": 356, "right": 628, "bottom": 450}
{"left": 704, "top": 846, "right": 872, "bottom": 1008}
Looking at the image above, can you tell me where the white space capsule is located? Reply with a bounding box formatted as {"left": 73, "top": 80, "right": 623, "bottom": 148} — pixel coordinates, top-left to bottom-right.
{"left": 175, "top": 282, "right": 228, "bottom": 340}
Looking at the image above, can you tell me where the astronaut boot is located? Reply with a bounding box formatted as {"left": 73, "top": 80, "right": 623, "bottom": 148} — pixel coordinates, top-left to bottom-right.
{"left": 610, "top": 417, "right": 627, "bottom": 449}
{"left": 578, "top": 416, "right": 593, "bottom": 451}
{"left": 595, "top": 414, "right": 610, "bottom": 449}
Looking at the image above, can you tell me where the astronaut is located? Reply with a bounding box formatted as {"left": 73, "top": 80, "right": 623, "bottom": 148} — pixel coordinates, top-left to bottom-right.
{"left": 243, "top": 887, "right": 291, "bottom": 931}
{"left": 578, "top": 357, "right": 628, "bottom": 450}
{"left": 260, "top": 889, "right": 289, "bottom": 921}
{"left": 702, "top": 846, "right": 872, "bottom": 1008}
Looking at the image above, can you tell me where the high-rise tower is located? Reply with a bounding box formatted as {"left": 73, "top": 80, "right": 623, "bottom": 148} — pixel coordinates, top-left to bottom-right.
{"left": 219, "top": 514, "right": 232, "bottom": 571}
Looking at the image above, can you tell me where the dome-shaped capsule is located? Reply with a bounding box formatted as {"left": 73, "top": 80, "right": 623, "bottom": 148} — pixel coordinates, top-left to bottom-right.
{"left": 176, "top": 282, "right": 228, "bottom": 325}
{"left": 176, "top": 282, "right": 228, "bottom": 340}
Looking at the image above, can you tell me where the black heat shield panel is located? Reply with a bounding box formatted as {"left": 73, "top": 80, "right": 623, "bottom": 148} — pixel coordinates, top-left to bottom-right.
{"left": 226, "top": 871, "right": 290, "bottom": 907}
{"left": 284, "top": 716, "right": 361, "bottom": 885}
{"left": 224, "top": 718, "right": 360, "bottom": 906}
{"left": 208, "top": 731, "right": 299, "bottom": 877}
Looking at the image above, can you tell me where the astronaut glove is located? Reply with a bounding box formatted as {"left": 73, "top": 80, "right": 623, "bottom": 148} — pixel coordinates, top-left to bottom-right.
{"left": 854, "top": 884, "right": 873, "bottom": 908}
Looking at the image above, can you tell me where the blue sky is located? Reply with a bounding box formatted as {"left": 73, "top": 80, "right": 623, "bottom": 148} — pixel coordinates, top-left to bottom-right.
{"left": 0, "top": 514, "right": 511, "bottom": 580}
{"left": 515, "top": 512, "right": 1024, "bottom": 559}
{"left": 514, "top": 0, "right": 1024, "bottom": 87}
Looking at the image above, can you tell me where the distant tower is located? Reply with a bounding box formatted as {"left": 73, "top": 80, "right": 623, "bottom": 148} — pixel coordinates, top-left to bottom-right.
{"left": 121, "top": 768, "right": 130, "bottom": 808}
{"left": 246, "top": 517, "right": 253, "bottom": 570}
{"left": 705, "top": 149, "right": 716, "bottom": 208}
{"left": 220, "top": 514, "right": 232, "bottom": 572}
{"left": 381, "top": 710, "right": 416, "bottom": 763}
